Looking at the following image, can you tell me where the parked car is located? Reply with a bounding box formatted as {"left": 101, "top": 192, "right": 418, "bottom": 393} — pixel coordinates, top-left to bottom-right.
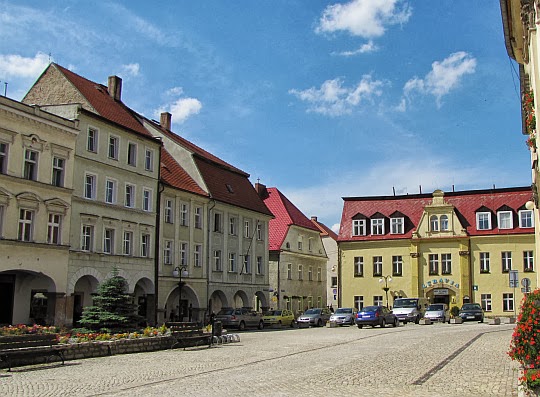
{"left": 458, "top": 303, "right": 484, "bottom": 322}
{"left": 297, "top": 308, "right": 332, "bottom": 327}
{"left": 392, "top": 297, "right": 429, "bottom": 324}
{"left": 262, "top": 309, "right": 296, "bottom": 327}
{"left": 214, "top": 308, "right": 264, "bottom": 330}
{"left": 424, "top": 303, "right": 450, "bottom": 323}
{"left": 329, "top": 307, "right": 357, "bottom": 326}
{"left": 355, "top": 306, "right": 398, "bottom": 328}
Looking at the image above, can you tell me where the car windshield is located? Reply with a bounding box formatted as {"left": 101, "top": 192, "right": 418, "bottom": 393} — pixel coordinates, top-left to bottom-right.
{"left": 461, "top": 304, "right": 481, "bottom": 310}
{"left": 304, "top": 309, "right": 321, "bottom": 315}
{"left": 217, "top": 308, "right": 234, "bottom": 315}
{"left": 265, "top": 310, "right": 281, "bottom": 316}
{"left": 393, "top": 299, "right": 418, "bottom": 308}
{"left": 361, "top": 306, "right": 378, "bottom": 312}
{"left": 335, "top": 308, "right": 352, "bottom": 314}
{"left": 427, "top": 304, "right": 444, "bottom": 311}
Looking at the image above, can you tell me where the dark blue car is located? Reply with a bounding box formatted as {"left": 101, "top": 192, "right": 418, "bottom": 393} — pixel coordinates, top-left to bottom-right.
{"left": 355, "top": 305, "right": 399, "bottom": 329}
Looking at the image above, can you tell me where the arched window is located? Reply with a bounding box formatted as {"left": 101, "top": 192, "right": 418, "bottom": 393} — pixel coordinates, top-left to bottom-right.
{"left": 440, "top": 215, "right": 449, "bottom": 231}
{"left": 430, "top": 215, "right": 439, "bottom": 231}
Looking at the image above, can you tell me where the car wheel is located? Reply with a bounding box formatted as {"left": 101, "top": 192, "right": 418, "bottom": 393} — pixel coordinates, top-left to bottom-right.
{"left": 480, "top": 316, "right": 484, "bottom": 323}
{"left": 317, "top": 319, "right": 323, "bottom": 327}
{"left": 290, "top": 320, "right": 296, "bottom": 328}
{"left": 415, "top": 316, "right": 420, "bottom": 324}
{"left": 380, "top": 319, "right": 386, "bottom": 328}
{"left": 239, "top": 321, "right": 246, "bottom": 331}
{"left": 258, "top": 321, "right": 264, "bottom": 330}
{"left": 357, "top": 324, "right": 363, "bottom": 329}
{"left": 393, "top": 318, "right": 398, "bottom": 327}
{"left": 403, "top": 321, "right": 407, "bottom": 325}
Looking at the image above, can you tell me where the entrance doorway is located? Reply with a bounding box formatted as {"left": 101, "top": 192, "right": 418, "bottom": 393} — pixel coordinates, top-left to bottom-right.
{"left": 428, "top": 287, "right": 452, "bottom": 306}
{"left": 0, "top": 275, "right": 15, "bottom": 325}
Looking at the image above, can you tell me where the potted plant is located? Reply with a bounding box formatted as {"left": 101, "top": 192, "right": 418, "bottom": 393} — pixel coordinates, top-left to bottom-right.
{"left": 449, "top": 306, "right": 462, "bottom": 324}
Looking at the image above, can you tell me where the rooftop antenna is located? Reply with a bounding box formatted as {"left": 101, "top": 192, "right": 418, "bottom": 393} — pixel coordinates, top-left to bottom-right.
{"left": 392, "top": 186, "right": 396, "bottom": 196}
{"left": 452, "top": 184, "right": 455, "bottom": 192}
{"left": 419, "top": 185, "right": 422, "bottom": 194}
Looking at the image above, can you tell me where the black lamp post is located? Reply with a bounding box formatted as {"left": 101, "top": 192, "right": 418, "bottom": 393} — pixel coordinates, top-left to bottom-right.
{"left": 173, "top": 265, "right": 188, "bottom": 321}
{"left": 379, "top": 275, "right": 392, "bottom": 308}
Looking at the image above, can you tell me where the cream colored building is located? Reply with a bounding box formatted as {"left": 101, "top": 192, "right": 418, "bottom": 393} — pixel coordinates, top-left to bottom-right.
{"left": 23, "top": 64, "right": 162, "bottom": 326}
{"left": 0, "top": 95, "right": 78, "bottom": 326}
{"left": 338, "top": 187, "right": 536, "bottom": 318}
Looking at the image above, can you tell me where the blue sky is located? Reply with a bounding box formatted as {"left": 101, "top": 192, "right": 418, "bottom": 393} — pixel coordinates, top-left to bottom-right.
{"left": 0, "top": 0, "right": 530, "bottom": 231}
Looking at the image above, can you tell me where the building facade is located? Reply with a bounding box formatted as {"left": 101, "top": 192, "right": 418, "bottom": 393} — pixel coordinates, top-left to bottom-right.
{"left": 0, "top": 95, "right": 79, "bottom": 326}
{"left": 338, "top": 187, "right": 536, "bottom": 317}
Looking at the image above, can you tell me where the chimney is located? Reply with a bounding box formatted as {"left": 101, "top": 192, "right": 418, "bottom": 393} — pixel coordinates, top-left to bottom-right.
{"left": 160, "top": 112, "right": 172, "bottom": 130}
{"left": 311, "top": 216, "right": 318, "bottom": 222}
{"left": 108, "top": 76, "right": 122, "bottom": 101}
{"left": 255, "top": 183, "right": 268, "bottom": 199}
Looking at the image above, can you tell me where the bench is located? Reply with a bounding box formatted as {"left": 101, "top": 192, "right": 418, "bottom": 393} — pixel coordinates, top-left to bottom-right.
{"left": 165, "top": 322, "right": 212, "bottom": 349}
{"left": 0, "top": 334, "right": 66, "bottom": 371}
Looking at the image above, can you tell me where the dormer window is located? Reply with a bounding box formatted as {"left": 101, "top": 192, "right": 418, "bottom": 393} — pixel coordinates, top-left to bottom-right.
{"left": 352, "top": 219, "right": 366, "bottom": 236}
{"left": 440, "top": 215, "right": 449, "bottom": 231}
{"left": 430, "top": 215, "right": 439, "bottom": 232}
{"left": 371, "top": 218, "right": 384, "bottom": 235}
{"left": 390, "top": 217, "right": 404, "bottom": 234}
{"left": 519, "top": 210, "right": 534, "bottom": 228}
{"left": 476, "top": 212, "right": 491, "bottom": 230}
{"left": 497, "top": 211, "right": 513, "bottom": 229}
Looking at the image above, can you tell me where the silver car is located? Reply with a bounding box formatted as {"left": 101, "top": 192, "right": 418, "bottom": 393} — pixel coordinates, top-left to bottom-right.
{"left": 297, "top": 308, "right": 332, "bottom": 327}
{"left": 329, "top": 307, "right": 357, "bottom": 326}
{"left": 424, "top": 303, "right": 450, "bottom": 323}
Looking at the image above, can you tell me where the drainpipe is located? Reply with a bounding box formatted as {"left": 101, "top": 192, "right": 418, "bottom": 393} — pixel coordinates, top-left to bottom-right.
{"left": 337, "top": 244, "right": 342, "bottom": 308}
{"left": 206, "top": 199, "right": 216, "bottom": 321}
{"left": 153, "top": 140, "right": 164, "bottom": 326}
{"left": 277, "top": 255, "right": 281, "bottom": 309}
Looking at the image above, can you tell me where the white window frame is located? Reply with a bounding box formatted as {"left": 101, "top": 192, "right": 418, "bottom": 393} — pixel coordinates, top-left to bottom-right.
{"left": 481, "top": 294, "right": 492, "bottom": 311}
{"left": 354, "top": 295, "right": 364, "bottom": 311}
{"left": 519, "top": 210, "right": 534, "bottom": 228}
{"left": 298, "top": 264, "right": 303, "bottom": 280}
{"left": 229, "top": 216, "right": 237, "bottom": 235}
{"left": 371, "top": 218, "right": 384, "bottom": 235}
{"left": 257, "top": 256, "right": 263, "bottom": 275}
{"left": 179, "top": 242, "right": 188, "bottom": 266}
{"left": 503, "top": 293, "right": 514, "bottom": 312}
{"left": 298, "top": 236, "right": 303, "bottom": 251}
{"left": 47, "top": 213, "right": 62, "bottom": 244}
{"left": 354, "top": 256, "right": 364, "bottom": 277}
{"left": 144, "top": 148, "right": 154, "bottom": 171}
{"left": 141, "top": 233, "right": 150, "bottom": 257}
{"left": 24, "top": 149, "right": 38, "bottom": 181}
{"left": 429, "top": 254, "right": 439, "bottom": 275}
{"left": 287, "top": 263, "right": 292, "bottom": 280}
{"left": 108, "top": 135, "right": 119, "bottom": 160}
{"left": 244, "top": 220, "right": 251, "bottom": 238}
{"left": 164, "top": 199, "right": 174, "bottom": 223}
{"left": 390, "top": 217, "right": 404, "bottom": 234}
{"left": 163, "top": 240, "right": 173, "bottom": 265}
{"left": 502, "top": 251, "right": 512, "bottom": 273}
{"left": 317, "top": 267, "right": 321, "bottom": 281}
{"left": 476, "top": 212, "right": 491, "bottom": 230}
{"left": 125, "top": 183, "right": 135, "bottom": 208}
{"left": 308, "top": 266, "right": 313, "bottom": 281}
{"left": 352, "top": 219, "right": 366, "bottom": 236}
{"left": 256, "top": 223, "right": 263, "bottom": 241}
{"left": 195, "top": 206, "right": 202, "bottom": 229}
{"left": 214, "top": 212, "right": 223, "bottom": 233}
{"left": 430, "top": 215, "right": 439, "bottom": 232}
{"left": 214, "top": 250, "right": 222, "bottom": 271}
{"left": 244, "top": 255, "right": 251, "bottom": 274}
{"left": 373, "top": 296, "right": 383, "bottom": 306}
{"left": 81, "top": 225, "right": 94, "bottom": 252}
{"left": 103, "top": 228, "right": 115, "bottom": 254}
{"left": 441, "top": 253, "right": 451, "bottom": 274}
{"left": 0, "top": 142, "right": 8, "bottom": 174}
{"left": 524, "top": 250, "right": 534, "bottom": 272}
{"left": 498, "top": 211, "right": 513, "bottom": 229}
{"left": 228, "top": 252, "right": 237, "bottom": 272}
{"left": 440, "top": 215, "right": 449, "bottom": 231}
{"left": 105, "top": 178, "right": 117, "bottom": 204}
{"left": 181, "top": 203, "right": 189, "bottom": 226}
{"left": 123, "top": 231, "right": 133, "bottom": 255}
{"left": 52, "top": 156, "right": 65, "bottom": 187}
{"left": 87, "top": 127, "right": 98, "bottom": 153}
{"left": 373, "top": 256, "right": 382, "bottom": 276}
{"left": 84, "top": 173, "right": 97, "bottom": 200}
{"left": 127, "top": 142, "right": 137, "bottom": 166}
{"left": 194, "top": 244, "right": 202, "bottom": 267}
{"left": 18, "top": 209, "right": 34, "bottom": 241}
{"left": 480, "top": 252, "right": 490, "bottom": 273}
{"left": 392, "top": 255, "right": 403, "bottom": 276}
{"left": 142, "top": 188, "right": 152, "bottom": 212}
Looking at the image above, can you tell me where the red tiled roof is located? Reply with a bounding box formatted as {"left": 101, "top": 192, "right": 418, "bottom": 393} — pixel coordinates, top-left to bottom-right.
{"left": 160, "top": 148, "right": 207, "bottom": 197}
{"left": 310, "top": 217, "right": 339, "bottom": 240}
{"left": 263, "top": 187, "right": 321, "bottom": 250}
{"left": 53, "top": 64, "right": 153, "bottom": 138}
{"left": 338, "top": 187, "right": 533, "bottom": 242}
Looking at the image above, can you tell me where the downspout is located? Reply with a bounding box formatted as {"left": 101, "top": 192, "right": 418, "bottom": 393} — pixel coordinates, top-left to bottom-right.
{"left": 153, "top": 140, "right": 164, "bottom": 326}
{"left": 206, "top": 198, "right": 216, "bottom": 320}
{"left": 337, "top": 244, "right": 342, "bottom": 308}
{"left": 277, "top": 255, "right": 281, "bottom": 309}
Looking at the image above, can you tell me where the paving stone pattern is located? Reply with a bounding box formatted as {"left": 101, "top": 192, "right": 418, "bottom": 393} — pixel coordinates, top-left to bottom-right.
{"left": 0, "top": 322, "right": 519, "bottom": 396}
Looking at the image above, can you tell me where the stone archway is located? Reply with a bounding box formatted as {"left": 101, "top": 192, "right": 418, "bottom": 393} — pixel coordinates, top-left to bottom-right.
{"left": 72, "top": 274, "right": 99, "bottom": 327}
{"left": 133, "top": 277, "right": 155, "bottom": 326}
{"left": 209, "top": 290, "right": 228, "bottom": 315}
{"left": 233, "top": 290, "right": 250, "bottom": 308}
{"left": 165, "top": 284, "right": 202, "bottom": 323}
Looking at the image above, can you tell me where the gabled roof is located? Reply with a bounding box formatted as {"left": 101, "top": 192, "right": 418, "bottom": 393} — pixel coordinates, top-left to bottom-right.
{"left": 339, "top": 187, "right": 533, "bottom": 242}
{"left": 160, "top": 148, "right": 207, "bottom": 197}
{"left": 310, "top": 217, "right": 338, "bottom": 240}
{"left": 263, "top": 187, "right": 321, "bottom": 250}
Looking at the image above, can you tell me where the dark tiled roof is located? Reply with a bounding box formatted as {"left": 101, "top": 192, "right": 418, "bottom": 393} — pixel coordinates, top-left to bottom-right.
{"left": 263, "top": 187, "right": 321, "bottom": 250}
{"left": 310, "top": 217, "right": 339, "bottom": 240}
{"left": 160, "top": 148, "right": 207, "bottom": 197}
{"left": 338, "top": 187, "right": 533, "bottom": 242}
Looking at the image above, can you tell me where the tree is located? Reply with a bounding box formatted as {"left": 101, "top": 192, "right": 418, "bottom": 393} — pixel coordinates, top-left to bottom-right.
{"left": 78, "top": 269, "right": 143, "bottom": 332}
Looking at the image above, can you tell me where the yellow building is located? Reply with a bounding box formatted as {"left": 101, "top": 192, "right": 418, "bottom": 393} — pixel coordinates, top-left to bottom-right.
{"left": 338, "top": 187, "right": 536, "bottom": 318}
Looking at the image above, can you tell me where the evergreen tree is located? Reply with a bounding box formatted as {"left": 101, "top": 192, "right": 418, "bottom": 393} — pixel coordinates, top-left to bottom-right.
{"left": 78, "top": 269, "right": 143, "bottom": 332}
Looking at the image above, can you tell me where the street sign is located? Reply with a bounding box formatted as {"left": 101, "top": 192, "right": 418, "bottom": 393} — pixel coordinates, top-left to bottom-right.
{"left": 509, "top": 270, "right": 519, "bottom": 288}
{"left": 521, "top": 287, "right": 531, "bottom": 293}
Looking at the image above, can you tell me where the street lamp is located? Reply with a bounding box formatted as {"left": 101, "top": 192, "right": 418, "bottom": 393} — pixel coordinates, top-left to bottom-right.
{"left": 173, "top": 266, "right": 188, "bottom": 321}
{"left": 379, "top": 275, "right": 392, "bottom": 308}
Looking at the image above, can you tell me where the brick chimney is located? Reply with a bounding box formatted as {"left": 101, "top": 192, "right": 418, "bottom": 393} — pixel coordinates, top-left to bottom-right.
{"left": 160, "top": 112, "right": 172, "bottom": 130}
{"left": 311, "top": 216, "right": 318, "bottom": 222}
{"left": 108, "top": 76, "right": 122, "bottom": 101}
{"left": 255, "top": 183, "right": 268, "bottom": 199}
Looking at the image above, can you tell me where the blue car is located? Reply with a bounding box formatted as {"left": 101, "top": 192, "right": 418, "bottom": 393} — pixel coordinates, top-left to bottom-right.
{"left": 355, "top": 305, "right": 399, "bottom": 329}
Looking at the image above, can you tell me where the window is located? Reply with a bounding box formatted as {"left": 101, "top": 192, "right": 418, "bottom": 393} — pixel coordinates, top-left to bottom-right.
{"left": 298, "top": 237, "right": 303, "bottom": 251}
{"left": 142, "top": 188, "right": 152, "bottom": 211}
{"left": 244, "top": 220, "right": 251, "bottom": 238}
{"left": 145, "top": 148, "right": 153, "bottom": 171}
{"left": 243, "top": 255, "right": 251, "bottom": 274}
{"left": 123, "top": 231, "right": 133, "bottom": 255}
{"left": 480, "top": 252, "right": 490, "bottom": 273}
{"left": 374, "top": 296, "right": 383, "bottom": 306}
{"left": 430, "top": 215, "right": 439, "bottom": 231}
{"left": 354, "top": 256, "right": 364, "bottom": 277}
{"left": 524, "top": 251, "right": 534, "bottom": 272}
{"left": 429, "top": 254, "right": 439, "bottom": 275}
{"left": 392, "top": 255, "right": 403, "bottom": 276}
{"left": 317, "top": 267, "right": 321, "bottom": 281}
{"left": 352, "top": 219, "right": 366, "bottom": 236}
{"left": 103, "top": 228, "right": 115, "bottom": 254}
{"left": 181, "top": 204, "right": 189, "bottom": 226}
{"left": 87, "top": 127, "right": 98, "bottom": 152}
{"left": 331, "top": 277, "right": 337, "bottom": 288}
{"left": 502, "top": 251, "right": 512, "bottom": 273}
{"left": 228, "top": 252, "right": 237, "bottom": 272}
{"left": 440, "top": 215, "right": 449, "bottom": 231}
{"left": 373, "top": 256, "right": 382, "bottom": 276}
{"left": 84, "top": 174, "right": 96, "bottom": 199}
{"left": 163, "top": 240, "right": 173, "bottom": 265}
{"left": 194, "top": 244, "right": 202, "bottom": 267}
{"left": 214, "top": 212, "right": 223, "bottom": 233}
{"left": 214, "top": 250, "right": 222, "bottom": 271}
{"left": 257, "top": 256, "right": 263, "bottom": 275}
{"left": 354, "top": 296, "right": 364, "bottom": 311}
{"left": 195, "top": 207, "right": 202, "bottom": 229}
{"left": 81, "top": 225, "right": 94, "bottom": 251}
{"left": 308, "top": 266, "right": 313, "bottom": 281}
{"left": 481, "top": 294, "right": 492, "bottom": 311}
{"left": 229, "top": 216, "right": 237, "bottom": 235}
{"left": 298, "top": 264, "right": 303, "bottom": 280}
{"left": 391, "top": 218, "right": 404, "bottom": 234}
{"left": 125, "top": 184, "right": 135, "bottom": 208}
{"left": 127, "top": 142, "right": 137, "bottom": 166}
{"left": 0, "top": 205, "right": 4, "bottom": 237}
{"left": 476, "top": 212, "right": 491, "bottom": 230}
{"left": 179, "top": 242, "right": 187, "bottom": 266}
{"left": 18, "top": 209, "right": 34, "bottom": 241}
{"left": 52, "top": 157, "right": 65, "bottom": 187}
{"left": 108, "top": 135, "right": 119, "bottom": 159}
{"left": 164, "top": 199, "right": 173, "bottom": 223}
{"left": 503, "top": 293, "right": 514, "bottom": 312}
{"left": 441, "top": 253, "right": 452, "bottom": 274}
{"left": 520, "top": 210, "right": 534, "bottom": 228}
{"left": 498, "top": 211, "right": 513, "bottom": 229}
{"left": 47, "top": 213, "right": 61, "bottom": 244}
{"left": 256, "top": 223, "right": 263, "bottom": 241}
{"left": 371, "top": 218, "right": 384, "bottom": 235}
{"left": 105, "top": 179, "right": 117, "bottom": 204}
{"left": 141, "top": 234, "right": 150, "bottom": 257}
{"left": 0, "top": 142, "right": 7, "bottom": 174}
{"left": 287, "top": 264, "right": 292, "bottom": 280}
{"left": 24, "top": 149, "right": 38, "bottom": 180}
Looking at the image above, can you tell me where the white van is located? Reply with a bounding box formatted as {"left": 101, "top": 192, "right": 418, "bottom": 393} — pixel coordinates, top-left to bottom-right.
{"left": 392, "top": 297, "right": 429, "bottom": 324}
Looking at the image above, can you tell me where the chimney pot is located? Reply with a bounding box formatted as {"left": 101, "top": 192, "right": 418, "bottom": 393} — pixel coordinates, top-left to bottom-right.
{"left": 160, "top": 112, "right": 172, "bottom": 130}
{"left": 108, "top": 76, "right": 122, "bottom": 101}
{"left": 311, "top": 216, "right": 318, "bottom": 221}
{"left": 255, "top": 183, "right": 268, "bottom": 198}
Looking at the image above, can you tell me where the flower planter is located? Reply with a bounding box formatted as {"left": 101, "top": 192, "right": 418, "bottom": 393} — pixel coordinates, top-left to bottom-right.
{"left": 488, "top": 317, "right": 501, "bottom": 325}
{"left": 449, "top": 318, "right": 463, "bottom": 324}
{"left": 418, "top": 318, "right": 432, "bottom": 325}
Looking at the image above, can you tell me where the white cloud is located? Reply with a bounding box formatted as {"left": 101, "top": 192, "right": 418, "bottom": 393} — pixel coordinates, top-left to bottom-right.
{"left": 289, "top": 75, "right": 383, "bottom": 116}
{"left": 170, "top": 98, "right": 202, "bottom": 122}
{"left": 119, "top": 63, "right": 140, "bottom": 78}
{"left": 166, "top": 87, "right": 184, "bottom": 96}
{"left": 403, "top": 51, "right": 477, "bottom": 107}
{"left": 0, "top": 52, "right": 49, "bottom": 78}
{"left": 316, "top": 0, "right": 412, "bottom": 38}
{"left": 334, "top": 41, "right": 379, "bottom": 56}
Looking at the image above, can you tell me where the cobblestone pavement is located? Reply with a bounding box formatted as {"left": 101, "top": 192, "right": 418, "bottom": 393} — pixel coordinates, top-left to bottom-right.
{"left": 0, "top": 322, "right": 519, "bottom": 397}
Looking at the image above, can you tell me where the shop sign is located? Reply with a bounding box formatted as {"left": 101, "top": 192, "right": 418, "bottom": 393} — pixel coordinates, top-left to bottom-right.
{"left": 422, "top": 278, "right": 460, "bottom": 289}
{"left": 433, "top": 288, "right": 449, "bottom": 296}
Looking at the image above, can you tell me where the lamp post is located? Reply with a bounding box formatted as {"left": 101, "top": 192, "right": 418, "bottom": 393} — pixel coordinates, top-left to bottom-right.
{"left": 379, "top": 275, "right": 392, "bottom": 308}
{"left": 173, "top": 266, "right": 188, "bottom": 321}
